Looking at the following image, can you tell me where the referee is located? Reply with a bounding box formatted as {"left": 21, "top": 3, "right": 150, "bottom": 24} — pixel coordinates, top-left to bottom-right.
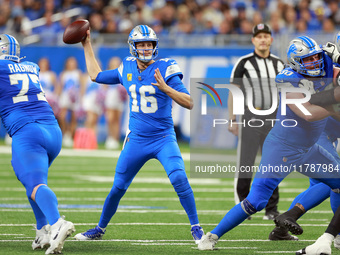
{"left": 228, "top": 24, "right": 284, "bottom": 221}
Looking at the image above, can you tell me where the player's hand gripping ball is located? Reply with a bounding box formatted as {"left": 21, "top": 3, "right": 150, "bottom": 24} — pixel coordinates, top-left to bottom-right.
{"left": 63, "top": 19, "right": 90, "bottom": 44}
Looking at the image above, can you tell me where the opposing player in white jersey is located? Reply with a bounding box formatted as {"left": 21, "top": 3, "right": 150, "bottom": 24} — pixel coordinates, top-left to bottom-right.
{"left": 0, "top": 34, "right": 75, "bottom": 254}
{"left": 74, "top": 25, "right": 204, "bottom": 243}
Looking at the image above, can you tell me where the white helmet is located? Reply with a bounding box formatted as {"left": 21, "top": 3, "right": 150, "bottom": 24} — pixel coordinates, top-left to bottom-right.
{"left": 127, "top": 25, "right": 158, "bottom": 62}
{"left": 287, "top": 36, "right": 324, "bottom": 77}
{"left": 0, "top": 34, "right": 20, "bottom": 62}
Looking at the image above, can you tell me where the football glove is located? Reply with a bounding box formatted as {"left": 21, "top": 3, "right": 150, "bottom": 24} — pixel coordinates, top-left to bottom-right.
{"left": 298, "top": 79, "right": 316, "bottom": 94}
{"left": 323, "top": 42, "right": 340, "bottom": 63}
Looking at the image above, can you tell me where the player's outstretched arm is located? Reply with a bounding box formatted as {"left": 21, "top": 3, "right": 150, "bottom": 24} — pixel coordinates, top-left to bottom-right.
{"left": 81, "top": 30, "right": 102, "bottom": 81}
{"left": 287, "top": 92, "right": 333, "bottom": 121}
{"left": 310, "top": 86, "right": 340, "bottom": 106}
{"left": 152, "top": 68, "right": 193, "bottom": 110}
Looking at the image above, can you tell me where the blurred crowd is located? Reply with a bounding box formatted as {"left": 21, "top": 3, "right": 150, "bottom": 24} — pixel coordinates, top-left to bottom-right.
{"left": 0, "top": 0, "right": 340, "bottom": 45}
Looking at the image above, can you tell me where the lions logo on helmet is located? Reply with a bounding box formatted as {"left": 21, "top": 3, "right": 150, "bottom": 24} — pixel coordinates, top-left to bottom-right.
{"left": 127, "top": 25, "right": 158, "bottom": 63}
{"left": 287, "top": 36, "right": 324, "bottom": 77}
{"left": 0, "top": 34, "right": 20, "bottom": 62}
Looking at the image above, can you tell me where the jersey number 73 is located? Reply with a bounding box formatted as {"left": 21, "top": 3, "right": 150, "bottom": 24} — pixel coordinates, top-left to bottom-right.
{"left": 9, "top": 73, "right": 46, "bottom": 104}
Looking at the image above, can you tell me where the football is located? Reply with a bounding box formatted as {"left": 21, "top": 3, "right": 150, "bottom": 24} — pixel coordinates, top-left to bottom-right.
{"left": 63, "top": 19, "right": 90, "bottom": 44}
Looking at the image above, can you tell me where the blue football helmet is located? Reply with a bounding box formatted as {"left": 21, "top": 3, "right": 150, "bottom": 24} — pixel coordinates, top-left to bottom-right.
{"left": 128, "top": 25, "right": 158, "bottom": 62}
{"left": 0, "top": 34, "right": 20, "bottom": 62}
{"left": 287, "top": 36, "right": 324, "bottom": 77}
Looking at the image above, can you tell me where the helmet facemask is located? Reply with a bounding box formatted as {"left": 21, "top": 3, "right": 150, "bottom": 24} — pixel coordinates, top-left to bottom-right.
{"left": 287, "top": 36, "right": 324, "bottom": 77}
{"left": 128, "top": 25, "right": 158, "bottom": 63}
{"left": 299, "top": 53, "right": 324, "bottom": 76}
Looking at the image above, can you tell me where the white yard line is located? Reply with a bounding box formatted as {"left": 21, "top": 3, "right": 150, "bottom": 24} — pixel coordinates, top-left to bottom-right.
{"left": 0, "top": 197, "right": 307, "bottom": 202}
{"left": 0, "top": 145, "right": 248, "bottom": 162}
{"left": 0, "top": 187, "right": 316, "bottom": 193}
{"left": 0, "top": 208, "right": 334, "bottom": 214}
{"left": 255, "top": 251, "right": 295, "bottom": 254}
{"left": 0, "top": 239, "right": 317, "bottom": 242}
{"left": 0, "top": 222, "right": 330, "bottom": 227}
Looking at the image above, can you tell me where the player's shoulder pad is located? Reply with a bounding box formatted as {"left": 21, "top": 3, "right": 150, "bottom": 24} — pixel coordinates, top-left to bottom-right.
{"left": 117, "top": 57, "right": 135, "bottom": 77}
{"left": 22, "top": 61, "right": 40, "bottom": 74}
{"left": 275, "top": 67, "right": 302, "bottom": 87}
{"left": 158, "top": 58, "right": 183, "bottom": 80}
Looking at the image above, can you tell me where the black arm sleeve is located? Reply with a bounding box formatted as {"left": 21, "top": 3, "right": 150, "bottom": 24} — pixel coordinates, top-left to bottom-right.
{"left": 309, "top": 88, "right": 337, "bottom": 106}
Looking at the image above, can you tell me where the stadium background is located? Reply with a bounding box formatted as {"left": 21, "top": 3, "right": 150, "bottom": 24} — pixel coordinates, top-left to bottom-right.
{"left": 0, "top": 1, "right": 340, "bottom": 254}
{"left": 0, "top": 0, "right": 339, "bottom": 148}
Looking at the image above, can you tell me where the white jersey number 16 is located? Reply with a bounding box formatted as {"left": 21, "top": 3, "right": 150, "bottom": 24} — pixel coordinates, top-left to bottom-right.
{"left": 129, "top": 85, "right": 158, "bottom": 113}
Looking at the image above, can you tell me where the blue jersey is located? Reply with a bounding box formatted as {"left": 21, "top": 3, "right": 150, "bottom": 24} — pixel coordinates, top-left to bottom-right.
{"left": 0, "top": 60, "right": 57, "bottom": 136}
{"left": 324, "top": 117, "right": 340, "bottom": 142}
{"left": 272, "top": 53, "right": 334, "bottom": 149}
{"left": 96, "top": 57, "right": 188, "bottom": 136}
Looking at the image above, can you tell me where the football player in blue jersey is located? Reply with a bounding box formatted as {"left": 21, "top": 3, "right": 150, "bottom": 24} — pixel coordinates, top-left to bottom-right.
{"left": 0, "top": 34, "right": 75, "bottom": 254}
{"left": 198, "top": 36, "right": 340, "bottom": 252}
{"left": 269, "top": 117, "right": 340, "bottom": 243}
{"left": 269, "top": 34, "right": 340, "bottom": 254}
{"left": 74, "top": 25, "right": 204, "bottom": 243}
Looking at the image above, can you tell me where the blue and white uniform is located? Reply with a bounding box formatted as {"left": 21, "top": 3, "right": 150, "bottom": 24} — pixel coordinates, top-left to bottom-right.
{"left": 0, "top": 59, "right": 61, "bottom": 193}
{"left": 287, "top": 117, "right": 340, "bottom": 214}
{"left": 0, "top": 58, "right": 62, "bottom": 228}
{"left": 94, "top": 56, "right": 199, "bottom": 228}
{"left": 206, "top": 52, "right": 340, "bottom": 239}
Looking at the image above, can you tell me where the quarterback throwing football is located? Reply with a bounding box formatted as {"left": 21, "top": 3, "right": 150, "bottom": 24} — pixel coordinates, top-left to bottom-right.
{"left": 74, "top": 25, "right": 203, "bottom": 243}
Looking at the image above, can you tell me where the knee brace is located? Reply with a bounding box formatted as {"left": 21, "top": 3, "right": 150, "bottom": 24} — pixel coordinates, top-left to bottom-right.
{"left": 168, "top": 170, "right": 192, "bottom": 198}
{"left": 241, "top": 199, "right": 257, "bottom": 215}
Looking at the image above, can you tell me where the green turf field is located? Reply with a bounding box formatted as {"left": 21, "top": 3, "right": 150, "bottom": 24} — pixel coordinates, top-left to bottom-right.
{"left": 0, "top": 145, "right": 339, "bottom": 255}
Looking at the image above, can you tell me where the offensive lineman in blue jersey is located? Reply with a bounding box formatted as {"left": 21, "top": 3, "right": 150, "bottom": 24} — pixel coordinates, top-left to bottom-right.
{"left": 268, "top": 118, "right": 340, "bottom": 253}
{"left": 198, "top": 36, "right": 340, "bottom": 252}
{"left": 0, "top": 34, "right": 75, "bottom": 254}
{"left": 74, "top": 25, "right": 204, "bottom": 242}
{"left": 270, "top": 34, "right": 340, "bottom": 254}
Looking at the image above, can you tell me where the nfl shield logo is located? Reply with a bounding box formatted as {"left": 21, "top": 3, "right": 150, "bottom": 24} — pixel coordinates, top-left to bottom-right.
{"left": 257, "top": 24, "right": 264, "bottom": 30}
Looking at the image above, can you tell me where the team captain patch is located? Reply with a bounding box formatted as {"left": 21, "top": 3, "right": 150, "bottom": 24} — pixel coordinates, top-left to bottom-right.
{"left": 127, "top": 73, "right": 132, "bottom": 81}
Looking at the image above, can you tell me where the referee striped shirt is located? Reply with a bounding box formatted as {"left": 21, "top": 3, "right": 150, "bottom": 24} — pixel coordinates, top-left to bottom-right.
{"left": 230, "top": 51, "right": 284, "bottom": 110}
